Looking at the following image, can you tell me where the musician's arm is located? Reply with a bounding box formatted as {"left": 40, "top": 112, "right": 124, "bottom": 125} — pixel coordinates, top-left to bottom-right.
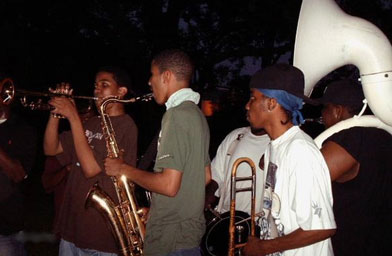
{"left": 244, "top": 228, "right": 336, "bottom": 256}
{"left": 47, "top": 97, "right": 101, "bottom": 178}
{"left": 118, "top": 166, "right": 183, "bottom": 197}
{"left": 43, "top": 115, "right": 63, "bottom": 155}
{"left": 321, "top": 141, "right": 359, "bottom": 182}
{"left": 0, "top": 146, "right": 26, "bottom": 183}
{"left": 205, "top": 164, "right": 211, "bottom": 185}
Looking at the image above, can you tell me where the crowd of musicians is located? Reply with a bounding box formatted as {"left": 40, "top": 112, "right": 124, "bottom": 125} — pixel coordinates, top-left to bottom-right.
{"left": 0, "top": 49, "right": 391, "bottom": 256}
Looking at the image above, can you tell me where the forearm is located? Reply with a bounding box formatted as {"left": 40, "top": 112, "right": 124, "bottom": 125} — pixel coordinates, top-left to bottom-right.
{"left": 254, "top": 228, "right": 335, "bottom": 254}
{"left": 120, "top": 165, "right": 180, "bottom": 197}
{"left": 205, "top": 165, "right": 212, "bottom": 185}
{"left": 43, "top": 116, "right": 62, "bottom": 155}
{"left": 205, "top": 179, "right": 219, "bottom": 210}
{"left": 0, "top": 147, "right": 25, "bottom": 180}
{"left": 69, "top": 114, "right": 101, "bottom": 178}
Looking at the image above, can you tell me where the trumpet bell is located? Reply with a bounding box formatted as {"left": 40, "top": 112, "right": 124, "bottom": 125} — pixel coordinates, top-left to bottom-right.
{"left": 0, "top": 78, "right": 15, "bottom": 105}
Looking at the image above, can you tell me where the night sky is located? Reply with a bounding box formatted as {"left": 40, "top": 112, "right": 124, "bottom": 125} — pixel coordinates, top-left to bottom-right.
{"left": 1, "top": 0, "right": 391, "bottom": 254}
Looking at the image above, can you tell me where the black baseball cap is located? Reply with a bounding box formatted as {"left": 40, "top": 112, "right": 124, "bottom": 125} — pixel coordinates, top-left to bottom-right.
{"left": 249, "top": 63, "right": 316, "bottom": 104}
{"left": 316, "top": 79, "right": 365, "bottom": 108}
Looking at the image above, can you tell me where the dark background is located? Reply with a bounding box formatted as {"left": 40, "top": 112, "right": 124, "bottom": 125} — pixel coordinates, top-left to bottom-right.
{"left": 0, "top": 0, "right": 391, "bottom": 255}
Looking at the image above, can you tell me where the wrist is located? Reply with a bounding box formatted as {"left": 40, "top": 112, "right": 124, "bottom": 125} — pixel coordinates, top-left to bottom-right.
{"left": 68, "top": 111, "right": 81, "bottom": 123}
{"left": 261, "top": 238, "right": 279, "bottom": 255}
{"left": 127, "top": 165, "right": 138, "bottom": 180}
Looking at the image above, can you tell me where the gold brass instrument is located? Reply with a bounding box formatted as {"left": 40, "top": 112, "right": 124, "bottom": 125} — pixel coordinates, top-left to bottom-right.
{"left": 0, "top": 78, "right": 99, "bottom": 110}
{"left": 85, "top": 94, "right": 152, "bottom": 256}
{"left": 228, "top": 157, "right": 256, "bottom": 256}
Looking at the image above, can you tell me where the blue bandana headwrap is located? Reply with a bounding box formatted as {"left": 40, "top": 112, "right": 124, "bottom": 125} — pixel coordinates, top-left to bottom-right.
{"left": 258, "top": 89, "right": 305, "bottom": 125}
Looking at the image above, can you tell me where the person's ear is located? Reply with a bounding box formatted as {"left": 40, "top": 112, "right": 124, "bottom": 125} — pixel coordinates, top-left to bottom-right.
{"left": 118, "top": 87, "right": 128, "bottom": 98}
{"left": 334, "top": 105, "right": 344, "bottom": 120}
{"left": 268, "top": 98, "right": 278, "bottom": 112}
{"left": 162, "top": 70, "right": 172, "bottom": 85}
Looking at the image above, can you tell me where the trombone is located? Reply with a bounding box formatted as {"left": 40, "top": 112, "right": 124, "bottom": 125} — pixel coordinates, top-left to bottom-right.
{"left": 228, "top": 157, "right": 256, "bottom": 256}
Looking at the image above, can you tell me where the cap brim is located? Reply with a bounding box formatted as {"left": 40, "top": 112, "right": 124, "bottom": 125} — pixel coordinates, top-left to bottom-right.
{"left": 295, "top": 93, "right": 319, "bottom": 106}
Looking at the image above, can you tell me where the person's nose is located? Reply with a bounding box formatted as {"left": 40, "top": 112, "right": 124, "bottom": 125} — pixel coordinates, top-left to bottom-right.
{"left": 245, "top": 101, "right": 250, "bottom": 110}
{"left": 94, "top": 85, "right": 100, "bottom": 94}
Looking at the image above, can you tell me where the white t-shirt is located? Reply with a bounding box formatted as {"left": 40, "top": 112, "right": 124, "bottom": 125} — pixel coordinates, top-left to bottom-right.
{"left": 262, "top": 126, "right": 336, "bottom": 256}
{"left": 211, "top": 127, "right": 270, "bottom": 214}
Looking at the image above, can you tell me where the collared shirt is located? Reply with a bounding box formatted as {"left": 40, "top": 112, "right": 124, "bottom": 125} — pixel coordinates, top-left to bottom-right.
{"left": 165, "top": 88, "right": 200, "bottom": 110}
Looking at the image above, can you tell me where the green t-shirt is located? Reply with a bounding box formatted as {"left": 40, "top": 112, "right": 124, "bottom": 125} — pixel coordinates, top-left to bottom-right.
{"left": 144, "top": 101, "right": 210, "bottom": 256}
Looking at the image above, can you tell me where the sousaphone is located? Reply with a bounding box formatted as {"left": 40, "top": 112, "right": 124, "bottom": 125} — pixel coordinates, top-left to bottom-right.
{"left": 293, "top": 0, "right": 392, "bottom": 145}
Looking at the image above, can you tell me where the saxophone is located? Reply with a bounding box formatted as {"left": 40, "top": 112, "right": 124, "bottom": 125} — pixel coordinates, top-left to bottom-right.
{"left": 85, "top": 93, "right": 153, "bottom": 256}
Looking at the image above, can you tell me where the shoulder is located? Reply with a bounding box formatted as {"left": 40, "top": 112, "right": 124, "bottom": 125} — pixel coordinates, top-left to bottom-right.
{"left": 285, "top": 129, "right": 320, "bottom": 157}
{"left": 164, "top": 101, "right": 205, "bottom": 125}
{"left": 168, "top": 101, "right": 200, "bottom": 115}
{"left": 226, "top": 127, "right": 250, "bottom": 139}
{"left": 218, "top": 127, "right": 250, "bottom": 145}
{"left": 336, "top": 126, "right": 391, "bottom": 138}
{"left": 327, "top": 126, "right": 392, "bottom": 156}
{"left": 115, "top": 114, "right": 137, "bottom": 133}
{"left": 108, "top": 114, "right": 136, "bottom": 125}
{"left": 281, "top": 130, "right": 328, "bottom": 175}
{"left": 328, "top": 126, "right": 392, "bottom": 146}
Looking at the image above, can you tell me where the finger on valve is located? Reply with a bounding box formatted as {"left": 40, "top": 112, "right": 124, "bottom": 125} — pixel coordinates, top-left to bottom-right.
{"left": 48, "top": 82, "right": 73, "bottom": 118}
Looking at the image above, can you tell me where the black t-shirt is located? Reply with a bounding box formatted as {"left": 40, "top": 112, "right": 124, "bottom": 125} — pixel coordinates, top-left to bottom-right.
{"left": 326, "top": 127, "right": 392, "bottom": 256}
{"left": 0, "top": 114, "right": 37, "bottom": 235}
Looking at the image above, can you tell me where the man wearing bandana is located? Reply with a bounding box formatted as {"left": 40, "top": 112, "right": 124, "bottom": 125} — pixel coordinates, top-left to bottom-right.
{"left": 243, "top": 64, "right": 336, "bottom": 256}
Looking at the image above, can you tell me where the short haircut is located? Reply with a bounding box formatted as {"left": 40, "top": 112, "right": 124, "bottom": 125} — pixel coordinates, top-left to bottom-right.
{"left": 152, "top": 49, "right": 194, "bottom": 82}
{"left": 96, "top": 66, "right": 134, "bottom": 96}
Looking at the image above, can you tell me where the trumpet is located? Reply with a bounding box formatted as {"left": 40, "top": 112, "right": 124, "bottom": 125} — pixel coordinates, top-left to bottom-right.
{"left": 0, "top": 78, "right": 99, "bottom": 110}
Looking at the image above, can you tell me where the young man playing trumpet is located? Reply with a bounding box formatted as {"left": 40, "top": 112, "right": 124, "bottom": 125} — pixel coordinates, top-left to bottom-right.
{"left": 44, "top": 66, "right": 138, "bottom": 256}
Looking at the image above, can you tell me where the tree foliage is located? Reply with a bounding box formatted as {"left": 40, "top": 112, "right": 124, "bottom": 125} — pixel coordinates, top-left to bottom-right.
{"left": 0, "top": 0, "right": 390, "bottom": 93}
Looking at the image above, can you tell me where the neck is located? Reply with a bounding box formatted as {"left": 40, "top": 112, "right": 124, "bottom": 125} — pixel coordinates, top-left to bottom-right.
{"left": 104, "top": 103, "right": 125, "bottom": 117}
{"left": 266, "top": 122, "right": 293, "bottom": 140}
{"left": 250, "top": 127, "right": 266, "bottom": 136}
{"left": 167, "top": 82, "right": 188, "bottom": 99}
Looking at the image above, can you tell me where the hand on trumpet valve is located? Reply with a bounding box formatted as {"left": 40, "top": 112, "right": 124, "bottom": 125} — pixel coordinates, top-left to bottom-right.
{"left": 48, "top": 82, "right": 74, "bottom": 97}
{"left": 48, "top": 82, "right": 77, "bottom": 120}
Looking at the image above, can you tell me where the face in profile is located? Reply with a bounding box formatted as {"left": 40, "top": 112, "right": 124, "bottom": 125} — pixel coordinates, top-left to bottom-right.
{"left": 245, "top": 88, "right": 269, "bottom": 130}
{"left": 321, "top": 103, "right": 339, "bottom": 129}
{"left": 148, "top": 63, "right": 167, "bottom": 105}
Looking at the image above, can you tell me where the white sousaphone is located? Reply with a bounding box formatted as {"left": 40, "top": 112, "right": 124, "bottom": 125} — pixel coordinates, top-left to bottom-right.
{"left": 293, "top": 0, "right": 392, "bottom": 147}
